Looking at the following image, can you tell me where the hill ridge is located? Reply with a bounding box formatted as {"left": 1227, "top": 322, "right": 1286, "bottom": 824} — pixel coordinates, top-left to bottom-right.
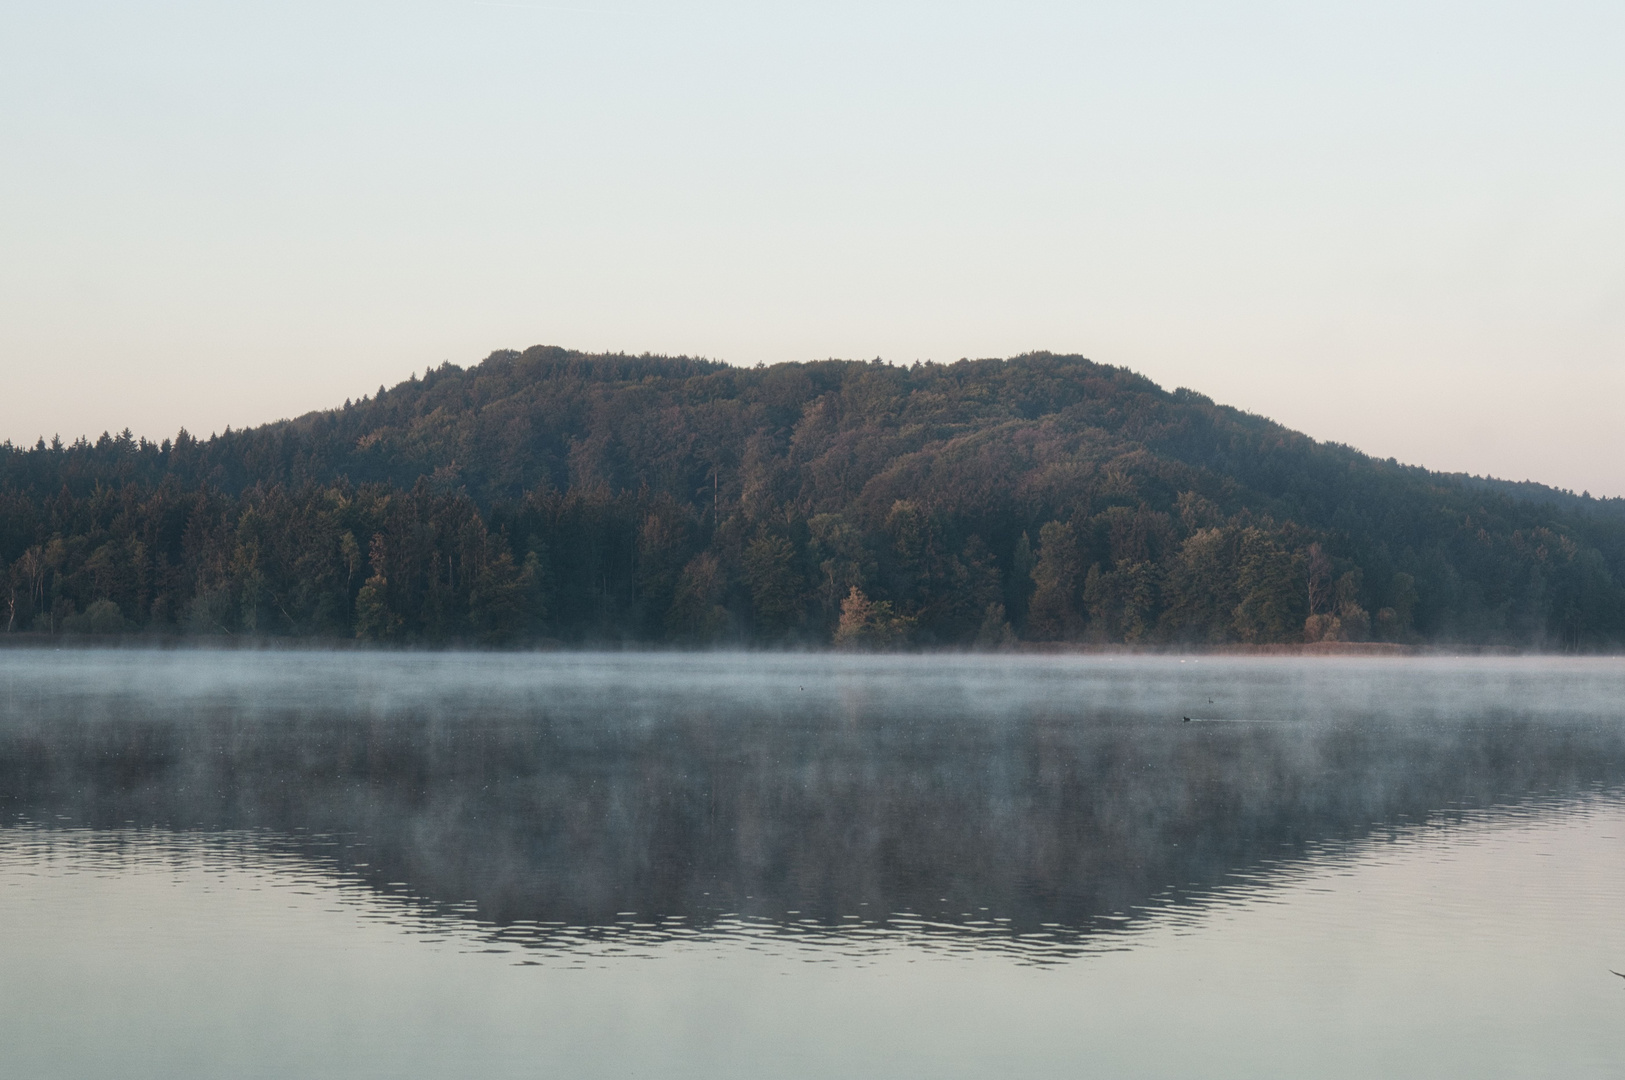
{"left": 1, "top": 347, "right": 1621, "bottom": 647}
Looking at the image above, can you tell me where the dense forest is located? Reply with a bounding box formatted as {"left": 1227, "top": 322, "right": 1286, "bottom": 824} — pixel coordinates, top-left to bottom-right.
{"left": 2, "top": 347, "right": 1623, "bottom": 648}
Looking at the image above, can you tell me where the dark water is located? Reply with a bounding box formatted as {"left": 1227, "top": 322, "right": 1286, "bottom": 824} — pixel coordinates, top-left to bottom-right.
{"left": 2, "top": 650, "right": 1623, "bottom": 1077}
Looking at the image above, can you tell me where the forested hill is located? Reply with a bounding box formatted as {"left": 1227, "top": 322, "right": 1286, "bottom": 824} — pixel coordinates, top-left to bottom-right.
{"left": 3, "top": 347, "right": 1623, "bottom": 648}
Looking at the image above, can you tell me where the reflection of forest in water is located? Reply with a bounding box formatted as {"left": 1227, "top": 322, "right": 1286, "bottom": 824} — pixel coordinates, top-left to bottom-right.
{"left": 2, "top": 652, "right": 1624, "bottom": 954}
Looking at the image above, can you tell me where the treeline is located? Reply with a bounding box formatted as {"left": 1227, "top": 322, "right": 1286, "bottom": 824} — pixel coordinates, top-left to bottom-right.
{"left": 2, "top": 348, "right": 1623, "bottom": 647}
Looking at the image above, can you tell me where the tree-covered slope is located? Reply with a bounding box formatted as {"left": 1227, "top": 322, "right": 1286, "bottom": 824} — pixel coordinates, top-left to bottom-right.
{"left": 2, "top": 347, "right": 1622, "bottom": 647}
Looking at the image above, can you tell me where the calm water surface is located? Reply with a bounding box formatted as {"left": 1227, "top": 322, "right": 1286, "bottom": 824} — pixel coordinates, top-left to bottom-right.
{"left": 1, "top": 650, "right": 1623, "bottom": 1078}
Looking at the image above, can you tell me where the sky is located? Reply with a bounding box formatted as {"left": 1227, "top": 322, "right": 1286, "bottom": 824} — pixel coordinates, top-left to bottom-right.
{"left": 1, "top": 1, "right": 1621, "bottom": 494}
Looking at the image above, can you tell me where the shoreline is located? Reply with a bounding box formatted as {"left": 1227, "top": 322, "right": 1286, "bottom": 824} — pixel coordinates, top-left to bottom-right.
{"left": 0, "top": 635, "right": 1604, "bottom": 657}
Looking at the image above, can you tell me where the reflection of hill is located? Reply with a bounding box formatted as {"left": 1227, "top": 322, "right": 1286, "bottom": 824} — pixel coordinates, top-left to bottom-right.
{"left": 2, "top": 653, "right": 1624, "bottom": 948}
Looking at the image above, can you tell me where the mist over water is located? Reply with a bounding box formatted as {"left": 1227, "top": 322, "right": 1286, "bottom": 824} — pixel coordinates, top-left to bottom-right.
{"left": 3, "top": 650, "right": 1624, "bottom": 1077}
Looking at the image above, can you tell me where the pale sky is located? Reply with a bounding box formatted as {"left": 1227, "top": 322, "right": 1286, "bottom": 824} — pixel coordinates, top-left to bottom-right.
{"left": 2, "top": 1, "right": 1621, "bottom": 494}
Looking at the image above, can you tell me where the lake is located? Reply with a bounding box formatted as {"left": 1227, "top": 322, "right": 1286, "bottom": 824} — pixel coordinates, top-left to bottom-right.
{"left": 1, "top": 649, "right": 1623, "bottom": 1078}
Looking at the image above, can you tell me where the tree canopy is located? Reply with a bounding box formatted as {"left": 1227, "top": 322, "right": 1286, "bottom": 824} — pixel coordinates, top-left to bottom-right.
{"left": 3, "top": 347, "right": 1622, "bottom": 647}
